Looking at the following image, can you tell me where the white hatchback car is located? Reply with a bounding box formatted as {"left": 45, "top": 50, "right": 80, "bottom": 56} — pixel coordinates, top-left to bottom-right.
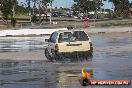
{"left": 45, "top": 30, "right": 93, "bottom": 61}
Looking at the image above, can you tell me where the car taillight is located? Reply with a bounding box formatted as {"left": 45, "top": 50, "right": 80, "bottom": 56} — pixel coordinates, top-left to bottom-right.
{"left": 55, "top": 44, "right": 58, "bottom": 49}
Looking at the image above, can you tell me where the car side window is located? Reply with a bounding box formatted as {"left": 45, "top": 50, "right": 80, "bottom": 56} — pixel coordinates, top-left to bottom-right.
{"left": 49, "top": 32, "right": 58, "bottom": 43}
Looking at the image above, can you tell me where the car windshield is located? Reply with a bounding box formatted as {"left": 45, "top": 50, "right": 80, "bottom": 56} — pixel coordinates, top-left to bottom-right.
{"left": 58, "top": 31, "right": 89, "bottom": 43}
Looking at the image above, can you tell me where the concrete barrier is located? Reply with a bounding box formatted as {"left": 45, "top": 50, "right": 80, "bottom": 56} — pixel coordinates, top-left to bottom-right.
{"left": 0, "top": 27, "right": 131, "bottom": 36}
{"left": 0, "top": 28, "right": 68, "bottom": 36}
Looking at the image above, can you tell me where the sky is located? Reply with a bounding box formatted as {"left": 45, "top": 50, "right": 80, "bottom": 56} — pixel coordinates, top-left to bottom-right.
{"left": 19, "top": 0, "right": 132, "bottom": 9}
{"left": 52, "top": 0, "right": 113, "bottom": 9}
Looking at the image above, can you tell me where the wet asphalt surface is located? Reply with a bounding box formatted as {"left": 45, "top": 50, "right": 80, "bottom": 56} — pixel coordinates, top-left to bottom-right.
{"left": 0, "top": 33, "right": 132, "bottom": 88}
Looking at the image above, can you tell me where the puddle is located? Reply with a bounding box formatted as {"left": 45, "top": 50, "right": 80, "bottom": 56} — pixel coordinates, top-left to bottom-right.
{"left": 15, "top": 78, "right": 42, "bottom": 82}
{"left": 0, "top": 34, "right": 132, "bottom": 88}
{"left": 91, "top": 36, "right": 111, "bottom": 47}
{"left": 91, "top": 34, "right": 132, "bottom": 47}
{"left": 0, "top": 38, "right": 46, "bottom": 52}
{"left": 0, "top": 70, "right": 18, "bottom": 75}
{"left": 56, "top": 69, "right": 93, "bottom": 82}
{"left": 53, "top": 56, "right": 93, "bottom": 63}
{"left": 0, "top": 62, "right": 18, "bottom": 68}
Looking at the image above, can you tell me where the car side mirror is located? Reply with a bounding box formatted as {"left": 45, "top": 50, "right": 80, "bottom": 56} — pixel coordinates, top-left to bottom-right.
{"left": 45, "top": 39, "right": 49, "bottom": 42}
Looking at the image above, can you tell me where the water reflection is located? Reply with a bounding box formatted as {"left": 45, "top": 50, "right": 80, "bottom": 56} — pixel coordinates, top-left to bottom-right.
{"left": 0, "top": 33, "right": 132, "bottom": 88}
{"left": 0, "top": 60, "right": 58, "bottom": 88}
{"left": 0, "top": 38, "right": 46, "bottom": 52}
{"left": 91, "top": 34, "right": 132, "bottom": 47}
{"left": 50, "top": 55, "right": 93, "bottom": 63}
{"left": 57, "top": 69, "right": 93, "bottom": 88}
{"left": 0, "top": 62, "right": 18, "bottom": 68}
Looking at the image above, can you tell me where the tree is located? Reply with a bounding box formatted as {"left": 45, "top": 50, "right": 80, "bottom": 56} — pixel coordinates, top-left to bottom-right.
{"left": 42, "top": 0, "right": 54, "bottom": 21}
{"left": 11, "top": 0, "right": 17, "bottom": 27}
{"left": 73, "top": 0, "right": 79, "bottom": 2}
{"left": 26, "top": 0, "right": 31, "bottom": 16}
{"left": 0, "top": 0, "right": 17, "bottom": 26}
{"left": 72, "top": 0, "right": 103, "bottom": 17}
{"left": 38, "top": 0, "right": 54, "bottom": 23}
{"left": 16, "top": 5, "right": 28, "bottom": 15}
{"left": 0, "top": 0, "right": 13, "bottom": 18}
{"left": 25, "top": 0, "right": 54, "bottom": 23}
{"left": 107, "top": 0, "right": 130, "bottom": 17}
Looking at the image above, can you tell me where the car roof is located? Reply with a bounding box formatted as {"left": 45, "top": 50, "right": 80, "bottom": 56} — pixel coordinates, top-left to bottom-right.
{"left": 54, "top": 30, "right": 86, "bottom": 34}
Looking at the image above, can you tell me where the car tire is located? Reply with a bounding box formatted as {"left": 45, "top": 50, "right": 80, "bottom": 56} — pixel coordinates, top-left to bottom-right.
{"left": 89, "top": 51, "right": 93, "bottom": 56}
{"left": 45, "top": 48, "right": 53, "bottom": 61}
{"left": 81, "top": 78, "right": 89, "bottom": 86}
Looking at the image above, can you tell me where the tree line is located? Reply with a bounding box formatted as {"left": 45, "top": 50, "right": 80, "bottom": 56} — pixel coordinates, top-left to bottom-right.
{"left": 72, "top": 0, "right": 132, "bottom": 18}
{"left": 0, "top": 0, "right": 132, "bottom": 26}
{"left": 0, "top": 0, "right": 53, "bottom": 26}
{"left": 0, "top": 0, "right": 132, "bottom": 19}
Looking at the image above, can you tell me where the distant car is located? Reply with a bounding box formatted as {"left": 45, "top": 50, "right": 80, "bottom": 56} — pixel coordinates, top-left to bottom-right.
{"left": 36, "top": 13, "right": 51, "bottom": 17}
{"left": 64, "top": 13, "right": 73, "bottom": 17}
{"left": 52, "top": 12, "right": 60, "bottom": 17}
{"left": 52, "top": 12, "right": 65, "bottom": 17}
{"left": 73, "top": 16, "right": 79, "bottom": 19}
{"left": 45, "top": 30, "right": 93, "bottom": 61}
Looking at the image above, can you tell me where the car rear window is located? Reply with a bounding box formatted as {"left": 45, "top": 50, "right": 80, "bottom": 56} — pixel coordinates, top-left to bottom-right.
{"left": 58, "top": 31, "right": 89, "bottom": 43}
{"left": 73, "top": 31, "right": 89, "bottom": 41}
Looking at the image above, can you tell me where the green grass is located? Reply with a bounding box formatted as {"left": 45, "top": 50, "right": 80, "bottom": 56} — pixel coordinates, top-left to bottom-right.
{"left": 0, "top": 16, "right": 132, "bottom": 29}
{"left": 100, "top": 20, "right": 132, "bottom": 27}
